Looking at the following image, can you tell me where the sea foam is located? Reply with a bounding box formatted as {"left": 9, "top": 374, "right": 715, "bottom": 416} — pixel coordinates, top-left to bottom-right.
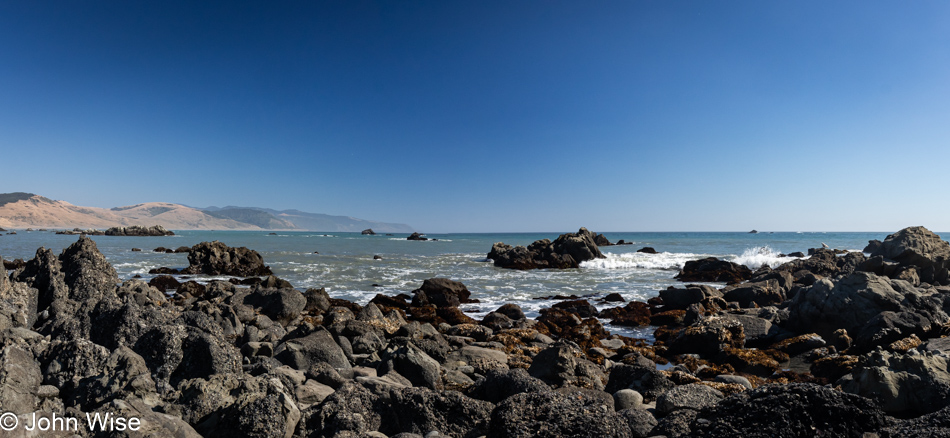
{"left": 731, "top": 246, "right": 801, "bottom": 269}
{"left": 580, "top": 251, "right": 708, "bottom": 270}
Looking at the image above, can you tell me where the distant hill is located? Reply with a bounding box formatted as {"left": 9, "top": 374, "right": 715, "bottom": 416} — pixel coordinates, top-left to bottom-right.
{"left": 0, "top": 193, "right": 414, "bottom": 232}
{"left": 201, "top": 206, "right": 414, "bottom": 233}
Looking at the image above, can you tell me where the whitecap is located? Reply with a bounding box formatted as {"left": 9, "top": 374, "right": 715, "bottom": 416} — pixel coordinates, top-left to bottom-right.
{"left": 730, "top": 246, "right": 801, "bottom": 269}
{"left": 580, "top": 252, "right": 707, "bottom": 270}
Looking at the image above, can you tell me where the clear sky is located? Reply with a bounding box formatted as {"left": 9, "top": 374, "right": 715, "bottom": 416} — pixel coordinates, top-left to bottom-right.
{"left": 2, "top": 1, "right": 949, "bottom": 232}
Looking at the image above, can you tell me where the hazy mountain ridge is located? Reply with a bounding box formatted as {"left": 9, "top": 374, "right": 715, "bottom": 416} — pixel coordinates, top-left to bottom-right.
{"left": 199, "top": 206, "right": 414, "bottom": 233}
{"left": 0, "top": 193, "right": 413, "bottom": 232}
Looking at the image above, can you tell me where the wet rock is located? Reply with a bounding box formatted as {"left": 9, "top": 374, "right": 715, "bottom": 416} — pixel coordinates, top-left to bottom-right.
{"left": 362, "top": 229, "right": 376, "bottom": 235}
{"left": 691, "top": 383, "right": 887, "bottom": 437}
{"left": 408, "top": 232, "right": 429, "bottom": 241}
{"left": 182, "top": 241, "right": 273, "bottom": 277}
{"left": 675, "top": 257, "right": 753, "bottom": 284}
{"left": 637, "top": 247, "right": 657, "bottom": 254}
{"left": 488, "top": 390, "right": 633, "bottom": 438}
{"left": 495, "top": 303, "right": 526, "bottom": 320}
{"left": 487, "top": 228, "right": 605, "bottom": 270}
{"left": 601, "top": 302, "right": 651, "bottom": 327}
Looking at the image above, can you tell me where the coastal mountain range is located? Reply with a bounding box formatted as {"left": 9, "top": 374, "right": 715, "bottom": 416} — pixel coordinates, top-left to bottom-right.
{"left": 0, "top": 192, "right": 414, "bottom": 232}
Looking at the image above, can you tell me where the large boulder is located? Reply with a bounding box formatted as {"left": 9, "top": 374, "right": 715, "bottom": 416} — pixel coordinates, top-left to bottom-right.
{"left": 487, "top": 228, "right": 605, "bottom": 270}
{"left": 59, "top": 235, "right": 119, "bottom": 301}
{"left": 297, "top": 382, "right": 384, "bottom": 437}
{"left": 488, "top": 390, "right": 633, "bottom": 438}
{"left": 182, "top": 241, "right": 273, "bottom": 277}
{"left": 243, "top": 286, "right": 306, "bottom": 326}
{"left": 656, "top": 383, "right": 724, "bottom": 415}
{"left": 838, "top": 348, "right": 950, "bottom": 415}
{"left": 15, "top": 247, "right": 68, "bottom": 312}
{"left": 788, "top": 272, "right": 949, "bottom": 349}
{"left": 468, "top": 368, "right": 550, "bottom": 404}
{"left": 274, "top": 328, "right": 351, "bottom": 373}
{"left": 675, "top": 258, "right": 753, "bottom": 284}
{"left": 868, "top": 226, "right": 950, "bottom": 285}
{"left": 385, "top": 387, "right": 493, "bottom": 437}
{"left": 690, "top": 383, "right": 887, "bottom": 437}
{"left": 410, "top": 278, "right": 477, "bottom": 308}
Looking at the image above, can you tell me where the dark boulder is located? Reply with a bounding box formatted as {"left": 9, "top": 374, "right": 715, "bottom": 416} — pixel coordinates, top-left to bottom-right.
{"left": 410, "top": 278, "right": 478, "bottom": 308}
{"left": 182, "top": 241, "right": 273, "bottom": 277}
{"left": 676, "top": 257, "right": 753, "bottom": 284}
{"left": 594, "top": 233, "right": 613, "bottom": 246}
{"left": 552, "top": 299, "right": 598, "bottom": 318}
{"left": 407, "top": 232, "right": 428, "bottom": 241}
{"left": 691, "top": 383, "right": 887, "bottom": 437}
{"left": 637, "top": 247, "right": 658, "bottom": 254}
{"left": 274, "top": 328, "right": 351, "bottom": 373}
{"left": 468, "top": 368, "right": 550, "bottom": 404}
{"left": 488, "top": 390, "right": 633, "bottom": 438}
{"left": 243, "top": 286, "right": 306, "bottom": 326}
{"left": 605, "top": 364, "right": 674, "bottom": 402}
{"left": 149, "top": 275, "right": 180, "bottom": 293}
{"left": 385, "top": 387, "right": 493, "bottom": 437}
{"left": 362, "top": 229, "right": 376, "bottom": 235}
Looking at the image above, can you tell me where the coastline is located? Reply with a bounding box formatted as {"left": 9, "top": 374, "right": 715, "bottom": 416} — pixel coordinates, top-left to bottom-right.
{"left": 1, "top": 228, "right": 949, "bottom": 436}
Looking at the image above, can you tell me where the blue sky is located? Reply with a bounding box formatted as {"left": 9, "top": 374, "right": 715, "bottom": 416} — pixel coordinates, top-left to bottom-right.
{"left": 1, "top": 1, "right": 949, "bottom": 232}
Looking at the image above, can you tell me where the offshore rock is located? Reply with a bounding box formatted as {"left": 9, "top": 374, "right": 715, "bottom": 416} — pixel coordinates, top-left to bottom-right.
{"left": 362, "top": 228, "right": 376, "bottom": 235}
{"left": 487, "top": 227, "right": 605, "bottom": 270}
{"left": 104, "top": 225, "right": 175, "bottom": 236}
{"left": 182, "top": 241, "right": 273, "bottom": 277}
{"left": 675, "top": 257, "right": 753, "bottom": 284}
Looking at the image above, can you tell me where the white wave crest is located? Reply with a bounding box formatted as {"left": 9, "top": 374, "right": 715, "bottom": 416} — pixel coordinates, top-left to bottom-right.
{"left": 580, "top": 252, "right": 706, "bottom": 270}
{"left": 731, "top": 246, "right": 800, "bottom": 269}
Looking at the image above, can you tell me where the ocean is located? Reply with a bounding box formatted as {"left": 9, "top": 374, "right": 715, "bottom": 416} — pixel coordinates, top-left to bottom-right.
{"left": 0, "top": 229, "right": 891, "bottom": 339}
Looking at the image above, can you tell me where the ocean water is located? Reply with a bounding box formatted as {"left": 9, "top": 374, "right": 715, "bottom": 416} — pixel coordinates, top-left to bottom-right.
{"left": 0, "top": 229, "right": 893, "bottom": 338}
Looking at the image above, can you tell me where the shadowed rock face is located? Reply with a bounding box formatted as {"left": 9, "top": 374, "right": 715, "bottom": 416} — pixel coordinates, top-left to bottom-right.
{"left": 487, "top": 227, "right": 605, "bottom": 270}
{"left": 182, "top": 241, "right": 273, "bottom": 277}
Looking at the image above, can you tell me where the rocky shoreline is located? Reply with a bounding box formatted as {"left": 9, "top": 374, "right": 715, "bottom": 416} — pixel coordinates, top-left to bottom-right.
{"left": 2, "top": 227, "right": 950, "bottom": 437}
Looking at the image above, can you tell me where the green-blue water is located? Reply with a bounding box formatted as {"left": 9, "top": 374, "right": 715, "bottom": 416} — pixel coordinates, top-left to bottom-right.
{"left": 0, "top": 229, "right": 894, "bottom": 338}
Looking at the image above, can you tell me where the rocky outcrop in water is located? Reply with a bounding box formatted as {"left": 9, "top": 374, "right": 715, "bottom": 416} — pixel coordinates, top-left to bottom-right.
{"left": 487, "top": 227, "right": 605, "bottom": 269}
{"left": 181, "top": 241, "right": 273, "bottom": 277}
{"left": 105, "top": 225, "right": 175, "bottom": 236}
